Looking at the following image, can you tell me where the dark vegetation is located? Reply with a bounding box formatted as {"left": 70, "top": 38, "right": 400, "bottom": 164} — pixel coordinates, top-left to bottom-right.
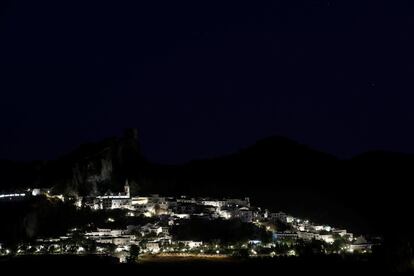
{"left": 171, "top": 218, "right": 271, "bottom": 244}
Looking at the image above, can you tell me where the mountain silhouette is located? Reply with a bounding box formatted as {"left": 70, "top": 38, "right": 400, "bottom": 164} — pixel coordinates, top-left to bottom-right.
{"left": 0, "top": 132, "right": 413, "bottom": 236}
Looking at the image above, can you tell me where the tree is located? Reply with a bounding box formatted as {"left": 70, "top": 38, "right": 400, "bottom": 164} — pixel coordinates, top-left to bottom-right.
{"left": 85, "top": 240, "right": 97, "bottom": 254}
{"left": 107, "top": 244, "right": 117, "bottom": 255}
{"left": 127, "top": 245, "right": 140, "bottom": 263}
{"left": 296, "top": 239, "right": 325, "bottom": 256}
{"left": 233, "top": 248, "right": 249, "bottom": 259}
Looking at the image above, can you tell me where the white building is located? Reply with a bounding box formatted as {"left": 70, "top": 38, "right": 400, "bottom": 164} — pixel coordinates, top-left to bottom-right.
{"left": 176, "top": 197, "right": 196, "bottom": 204}
{"left": 297, "top": 231, "right": 334, "bottom": 244}
{"left": 297, "top": 231, "right": 320, "bottom": 241}
{"left": 312, "top": 225, "right": 331, "bottom": 232}
{"left": 217, "top": 209, "right": 232, "bottom": 219}
{"left": 96, "top": 181, "right": 132, "bottom": 210}
{"left": 131, "top": 197, "right": 149, "bottom": 206}
{"left": 112, "top": 237, "right": 134, "bottom": 246}
{"left": 201, "top": 200, "right": 226, "bottom": 208}
{"left": 274, "top": 232, "right": 298, "bottom": 239}
{"left": 85, "top": 228, "right": 136, "bottom": 246}
{"left": 179, "top": 241, "right": 203, "bottom": 248}
{"left": 141, "top": 224, "right": 163, "bottom": 236}
{"left": 146, "top": 242, "right": 160, "bottom": 253}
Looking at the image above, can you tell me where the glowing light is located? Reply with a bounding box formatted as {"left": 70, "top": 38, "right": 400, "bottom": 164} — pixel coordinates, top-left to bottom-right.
{"left": 56, "top": 195, "right": 64, "bottom": 201}
{"left": 0, "top": 193, "right": 26, "bottom": 198}
{"left": 143, "top": 212, "right": 153, "bottom": 218}
{"left": 288, "top": 249, "right": 296, "bottom": 256}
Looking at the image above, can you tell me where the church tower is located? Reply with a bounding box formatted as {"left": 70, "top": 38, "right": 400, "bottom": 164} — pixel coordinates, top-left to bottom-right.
{"left": 124, "top": 179, "right": 130, "bottom": 198}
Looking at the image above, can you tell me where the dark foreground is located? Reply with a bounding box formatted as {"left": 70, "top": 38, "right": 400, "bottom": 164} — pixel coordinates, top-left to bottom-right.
{"left": 0, "top": 254, "right": 393, "bottom": 273}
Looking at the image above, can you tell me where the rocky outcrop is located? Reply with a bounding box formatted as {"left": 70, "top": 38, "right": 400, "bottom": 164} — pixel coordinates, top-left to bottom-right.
{"left": 72, "top": 147, "right": 114, "bottom": 196}
{"left": 69, "top": 128, "right": 145, "bottom": 197}
{"left": 0, "top": 128, "right": 145, "bottom": 197}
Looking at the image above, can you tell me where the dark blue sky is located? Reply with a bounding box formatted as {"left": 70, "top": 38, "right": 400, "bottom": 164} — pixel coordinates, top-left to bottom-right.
{"left": 1, "top": 1, "right": 414, "bottom": 163}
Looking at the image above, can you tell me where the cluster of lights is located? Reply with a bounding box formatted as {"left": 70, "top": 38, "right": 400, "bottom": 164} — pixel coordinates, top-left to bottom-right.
{"left": 0, "top": 189, "right": 373, "bottom": 262}
{"left": 0, "top": 193, "right": 26, "bottom": 198}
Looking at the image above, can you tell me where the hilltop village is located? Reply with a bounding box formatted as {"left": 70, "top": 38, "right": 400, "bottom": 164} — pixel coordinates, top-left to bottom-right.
{"left": 0, "top": 182, "right": 379, "bottom": 263}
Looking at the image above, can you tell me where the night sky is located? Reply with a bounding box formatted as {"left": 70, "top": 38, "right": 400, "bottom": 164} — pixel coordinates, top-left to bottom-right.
{"left": 1, "top": 1, "right": 414, "bottom": 163}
